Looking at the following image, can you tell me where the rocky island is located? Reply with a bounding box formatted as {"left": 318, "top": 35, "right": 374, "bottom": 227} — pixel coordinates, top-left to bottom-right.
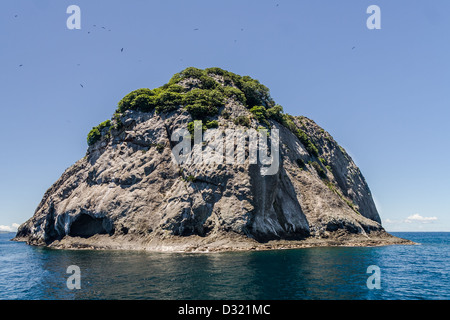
{"left": 14, "top": 67, "right": 413, "bottom": 252}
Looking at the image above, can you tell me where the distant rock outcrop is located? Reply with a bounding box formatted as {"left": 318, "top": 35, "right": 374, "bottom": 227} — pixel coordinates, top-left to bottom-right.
{"left": 14, "top": 67, "right": 411, "bottom": 251}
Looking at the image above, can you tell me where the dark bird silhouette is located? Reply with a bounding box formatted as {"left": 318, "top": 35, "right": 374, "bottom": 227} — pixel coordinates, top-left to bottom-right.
{"left": 121, "top": 48, "right": 124, "bottom": 52}
{"left": 193, "top": 28, "right": 199, "bottom": 31}
{"left": 241, "top": 28, "right": 244, "bottom": 31}
{"left": 80, "top": 84, "right": 84, "bottom": 88}
{"left": 102, "top": 26, "right": 106, "bottom": 29}
{"left": 93, "top": 25, "right": 96, "bottom": 27}
{"left": 14, "top": 15, "right": 18, "bottom": 18}
{"left": 88, "top": 31, "right": 90, "bottom": 34}
{"left": 19, "top": 64, "right": 23, "bottom": 67}
{"left": 352, "top": 46, "right": 356, "bottom": 50}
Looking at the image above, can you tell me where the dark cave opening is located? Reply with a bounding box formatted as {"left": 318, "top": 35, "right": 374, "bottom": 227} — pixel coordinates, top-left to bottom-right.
{"left": 68, "top": 214, "right": 108, "bottom": 238}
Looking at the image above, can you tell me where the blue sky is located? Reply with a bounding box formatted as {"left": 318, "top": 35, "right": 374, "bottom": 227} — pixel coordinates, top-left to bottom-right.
{"left": 0, "top": 0, "right": 449, "bottom": 232}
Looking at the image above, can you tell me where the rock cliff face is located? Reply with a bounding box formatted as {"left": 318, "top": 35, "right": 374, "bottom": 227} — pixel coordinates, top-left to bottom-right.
{"left": 14, "top": 67, "right": 408, "bottom": 251}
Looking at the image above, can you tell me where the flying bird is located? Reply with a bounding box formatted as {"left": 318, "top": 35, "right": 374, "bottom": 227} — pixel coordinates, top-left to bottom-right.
{"left": 193, "top": 28, "right": 199, "bottom": 31}
{"left": 352, "top": 46, "right": 356, "bottom": 50}
{"left": 80, "top": 84, "right": 84, "bottom": 88}
{"left": 19, "top": 64, "right": 23, "bottom": 67}
{"left": 121, "top": 48, "right": 124, "bottom": 52}
{"left": 14, "top": 15, "right": 18, "bottom": 18}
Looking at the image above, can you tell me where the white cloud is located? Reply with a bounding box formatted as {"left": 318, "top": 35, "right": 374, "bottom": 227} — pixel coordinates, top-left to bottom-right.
{"left": 383, "top": 214, "right": 440, "bottom": 231}
{"left": 384, "top": 214, "right": 438, "bottom": 226}
{"left": 0, "top": 223, "right": 20, "bottom": 232}
{"left": 405, "top": 213, "right": 438, "bottom": 223}
{"left": 0, "top": 225, "right": 14, "bottom": 232}
{"left": 383, "top": 218, "right": 405, "bottom": 224}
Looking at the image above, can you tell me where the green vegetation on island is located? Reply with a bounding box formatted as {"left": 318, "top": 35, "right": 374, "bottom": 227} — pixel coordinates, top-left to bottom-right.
{"left": 87, "top": 67, "right": 321, "bottom": 159}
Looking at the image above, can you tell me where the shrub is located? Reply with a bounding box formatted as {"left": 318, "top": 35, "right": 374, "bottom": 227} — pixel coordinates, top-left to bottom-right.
{"left": 179, "top": 67, "right": 205, "bottom": 78}
{"left": 187, "top": 121, "right": 206, "bottom": 135}
{"left": 234, "top": 115, "right": 251, "bottom": 127}
{"left": 205, "top": 120, "right": 219, "bottom": 129}
{"left": 117, "top": 85, "right": 186, "bottom": 114}
{"left": 113, "top": 69, "right": 323, "bottom": 158}
{"left": 97, "top": 120, "right": 111, "bottom": 130}
{"left": 310, "top": 161, "right": 327, "bottom": 180}
{"left": 184, "top": 89, "right": 224, "bottom": 118}
{"left": 282, "top": 116, "right": 299, "bottom": 134}
{"left": 168, "top": 72, "right": 183, "bottom": 85}
{"left": 117, "top": 88, "right": 154, "bottom": 113}
{"left": 295, "top": 129, "right": 319, "bottom": 157}
{"left": 112, "top": 113, "right": 123, "bottom": 130}
{"left": 250, "top": 106, "right": 267, "bottom": 122}
{"left": 160, "top": 84, "right": 185, "bottom": 93}
{"left": 187, "top": 121, "right": 196, "bottom": 135}
{"left": 187, "top": 120, "right": 219, "bottom": 135}
{"left": 180, "top": 67, "right": 275, "bottom": 109}
{"left": 265, "top": 110, "right": 319, "bottom": 157}
{"left": 155, "top": 91, "right": 183, "bottom": 113}
{"left": 205, "top": 67, "right": 245, "bottom": 88}
{"left": 117, "top": 68, "right": 277, "bottom": 118}
{"left": 130, "top": 94, "right": 156, "bottom": 112}
{"left": 185, "top": 175, "right": 196, "bottom": 182}
{"left": 267, "top": 104, "right": 284, "bottom": 123}
{"left": 251, "top": 106, "right": 271, "bottom": 127}
{"left": 222, "top": 86, "right": 246, "bottom": 104}
{"left": 171, "top": 67, "right": 218, "bottom": 90}
{"left": 87, "top": 120, "right": 111, "bottom": 146}
{"left": 205, "top": 67, "right": 228, "bottom": 76}
{"left": 186, "top": 103, "right": 218, "bottom": 119}
{"left": 240, "top": 77, "right": 273, "bottom": 108}
{"left": 87, "top": 127, "right": 101, "bottom": 146}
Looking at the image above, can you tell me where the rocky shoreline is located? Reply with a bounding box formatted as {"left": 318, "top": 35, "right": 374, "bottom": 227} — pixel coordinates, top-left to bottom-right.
{"left": 13, "top": 230, "right": 416, "bottom": 253}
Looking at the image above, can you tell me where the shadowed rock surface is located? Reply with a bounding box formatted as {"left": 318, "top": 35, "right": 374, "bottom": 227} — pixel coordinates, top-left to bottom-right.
{"left": 14, "top": 67, "right": 413, "bottom": 251}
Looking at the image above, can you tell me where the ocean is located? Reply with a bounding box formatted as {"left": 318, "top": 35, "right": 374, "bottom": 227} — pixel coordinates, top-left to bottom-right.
{"left": 0, "top": 232, "right": 448, "bottom": 300}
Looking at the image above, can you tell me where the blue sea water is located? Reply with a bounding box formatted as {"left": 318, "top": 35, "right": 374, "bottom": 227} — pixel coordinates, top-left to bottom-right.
{"left": 0, "top": 232, "right": 448, "bottom": 300}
